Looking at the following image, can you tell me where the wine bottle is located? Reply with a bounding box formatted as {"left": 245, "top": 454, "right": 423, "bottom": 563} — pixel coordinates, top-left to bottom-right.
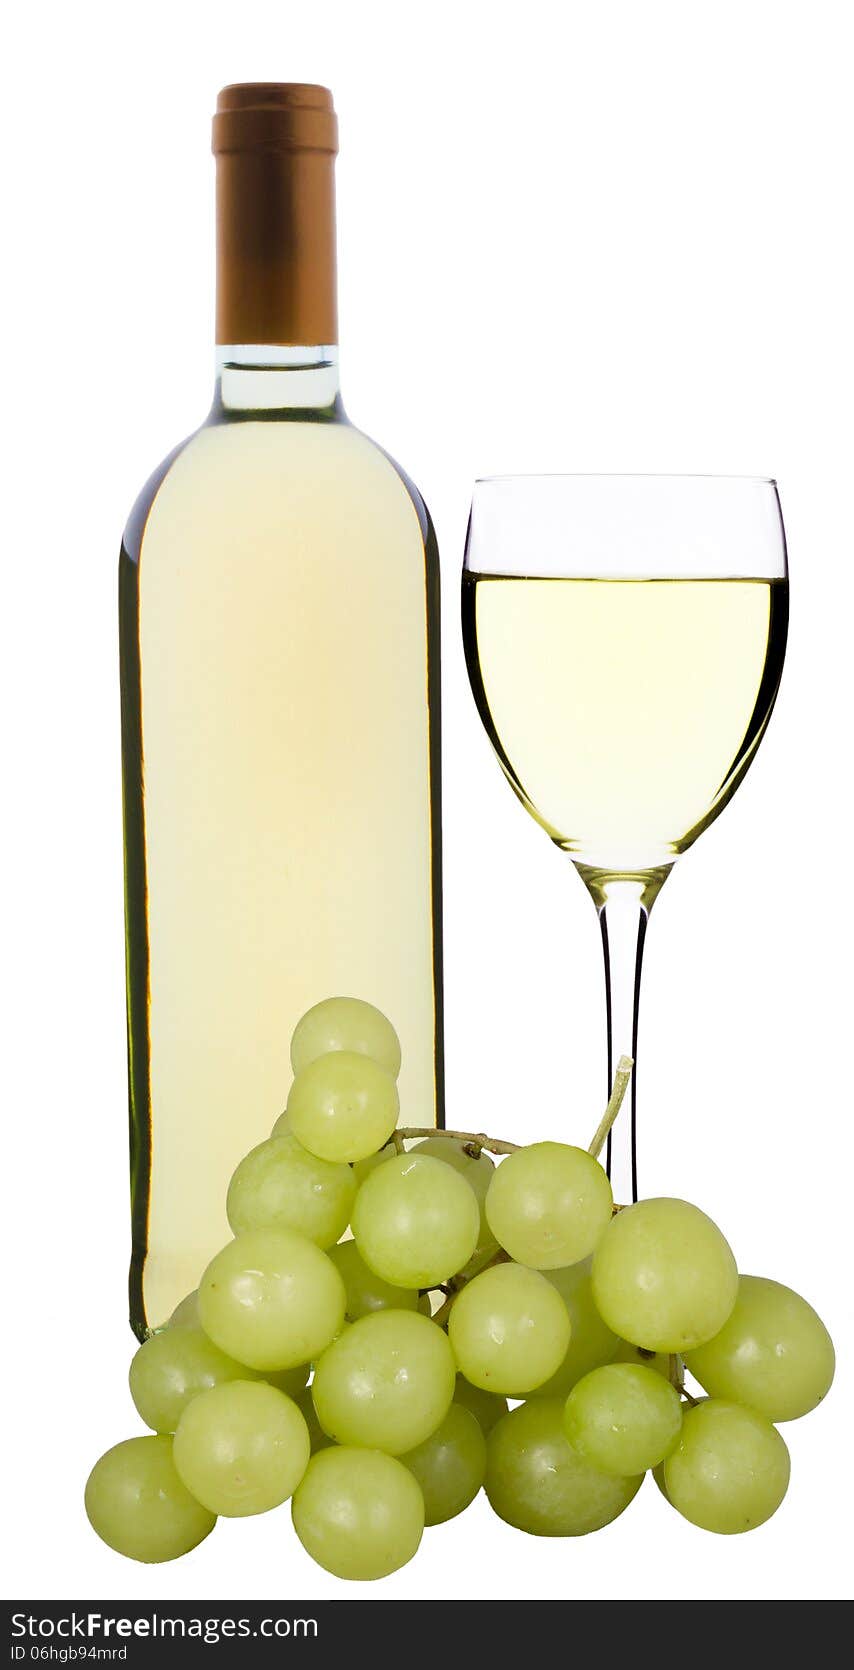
{"left": 119, "top": 85, "right": 444, "bottom": 1338}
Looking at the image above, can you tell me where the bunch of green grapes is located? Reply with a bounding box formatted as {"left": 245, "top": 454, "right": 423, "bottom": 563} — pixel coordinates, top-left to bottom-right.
{"left": 85, "top": 996, "right": 835, "bottom": 1580}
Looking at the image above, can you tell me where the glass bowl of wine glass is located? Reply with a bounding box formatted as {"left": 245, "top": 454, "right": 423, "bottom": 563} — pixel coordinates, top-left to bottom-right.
{"left": 462, "top": 474, "right": 788, "bottom": 1200}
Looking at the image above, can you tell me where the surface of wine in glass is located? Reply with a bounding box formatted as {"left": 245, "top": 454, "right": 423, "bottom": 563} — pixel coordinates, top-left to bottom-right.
{"left": 462, "top": 475, "right": 788, "bottom": 1203}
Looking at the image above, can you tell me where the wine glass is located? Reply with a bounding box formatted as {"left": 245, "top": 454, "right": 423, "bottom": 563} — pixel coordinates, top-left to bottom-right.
{"left": 462, "top": 475, "right": 788, "bottom": 1202}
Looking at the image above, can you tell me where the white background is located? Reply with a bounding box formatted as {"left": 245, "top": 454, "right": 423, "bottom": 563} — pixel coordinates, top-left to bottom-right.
{"left": 3, "top": 0, "right": 852, "bottom": 1606}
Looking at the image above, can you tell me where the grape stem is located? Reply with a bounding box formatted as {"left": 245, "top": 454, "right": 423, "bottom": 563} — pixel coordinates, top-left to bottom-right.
{"left": 396, "top": 1126, "right": 521, "bottom": 1156}
{"left": 586, "top": 1055, "right": 634, "bottom": 1162}
{"left": 396, "top": 1058, "right": 634, "bottom": 1166}
{"left": 667, "top": 1353, "right": 699, "bottom": 1405}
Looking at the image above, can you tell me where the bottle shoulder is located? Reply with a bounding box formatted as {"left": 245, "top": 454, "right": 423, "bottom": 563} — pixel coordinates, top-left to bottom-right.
{"left": 343, "top": 420, "right": 436, "bottom": 549}
{"left": 125, "top": 416, "right": 437, "bottom": 567}
{"left": 121, "top": 432, "right": 197, "bottom": 564}
{"left": 369, "top": 437, "right": 433, "bottom": 545}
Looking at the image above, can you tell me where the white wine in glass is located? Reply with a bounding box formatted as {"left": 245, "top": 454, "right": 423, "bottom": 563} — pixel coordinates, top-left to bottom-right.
{"left": 462, "top": 476, "right": 788, "bottom": 1200}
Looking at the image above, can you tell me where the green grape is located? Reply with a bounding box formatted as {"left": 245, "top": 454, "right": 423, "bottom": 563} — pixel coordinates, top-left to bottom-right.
{"left": 453, "top": 1377, "right": 509, "bottom": 1435}
{"left": 613, "top": 1340, "right": 676, "bottom": 1379}
{"left": 85, "top": 1436, "right": 216, "bottom": 1563}
{"left": 447, "top": 1262, "right": 571, "bottom": 1394}
{"left": 354, "top": 1135, "right": 496, "bottom": 1197}
{"left": 292, "top": 1447, "right": 424, "bottom": 1580}
{"left": 173, "top": 1380, "right": 310, "bottom": 1517}
{"left": 400, "top": 1403, "right": 486, "bottom": 1525}
{"left": 413, "top": 1137, "right": 502, "bottom": 1279}
{"left": 664, "top": 1399, "right": 790, "bottom": 1534}
{"left": 592, "top": 1198, "right": 738, "bottom": 1353}
{"left": 329, "top": 1238, "right": 419, "bottom": 1320}
{"left": 312, "top": 1308, "right": 456, "bottom": 1454}
{"left": 563, "top": 1363, "right": 683, "bottom": 1475}
{"left": 412, "top": 1136, "right": 494, "bottom": 1199}
{"left": 130, "top": 1326, "right": 261, "bottom": 1434}
{"left": 528, "top": 1258, "right": 619, "bottom": 1399}
{"left": 264, "top": 1362, "right": 311, "bottom": 1399}
{"left": 290, "top": 996, "right": 402, "bottom": 1079}
{"left": 352, "top": 1154, "right": 480, "bottom": 1288}
{"left": 485, "top": 1400, "right": 643, "bottom": 1536}
{"left": 686, "top": 1275, "right": 835, "bottom": 1422}
{"left": 199, "top": 1227, "right": 345, "bottom": 1371}
{"left": 286, "top": 1052, "right": 399, "bottom": 1163}
{"left": 485, "top": 1142, "right": 613, "bottom": 1270}
{"left": 295, "top": 1386, "right": 335, "bottom": 1454}
{"left": 167, "top": 1290, "right": 200, "bottom": 1329}
{"left": 131, "top": 1320, "right": 309, "bottom": 1432}
{"left": 351, "top": 1141, "right": 396, "bottom": 1186}
{"left": 226, "top": 1132, "right": 356, "bottom": 1248}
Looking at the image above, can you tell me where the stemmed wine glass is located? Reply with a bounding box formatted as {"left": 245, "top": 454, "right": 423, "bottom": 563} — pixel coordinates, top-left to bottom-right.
{"left": 462, "top": 476, "right": 788, "bottom": 1202}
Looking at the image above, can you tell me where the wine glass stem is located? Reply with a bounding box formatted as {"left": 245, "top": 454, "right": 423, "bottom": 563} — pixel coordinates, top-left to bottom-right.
{"left": 597, "top": 881, "right": 650, "bottom": 1204}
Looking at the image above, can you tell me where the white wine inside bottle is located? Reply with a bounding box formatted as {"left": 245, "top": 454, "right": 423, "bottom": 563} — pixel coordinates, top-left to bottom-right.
{"left": 120, "top": 86, "right": 442, "bottom": 1336}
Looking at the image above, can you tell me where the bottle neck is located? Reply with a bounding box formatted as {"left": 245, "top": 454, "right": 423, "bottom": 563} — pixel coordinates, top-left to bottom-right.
{"left": 212, "top": 88, "right": 340, "bottom": 417}
{"left": 214, "top": 344, "right": 341, "bottom": 415}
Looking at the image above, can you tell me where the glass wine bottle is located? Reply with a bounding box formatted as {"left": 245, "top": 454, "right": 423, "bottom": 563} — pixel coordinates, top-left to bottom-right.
{"left": 119, "top": 85, "right": 443, "bottom": 1337}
